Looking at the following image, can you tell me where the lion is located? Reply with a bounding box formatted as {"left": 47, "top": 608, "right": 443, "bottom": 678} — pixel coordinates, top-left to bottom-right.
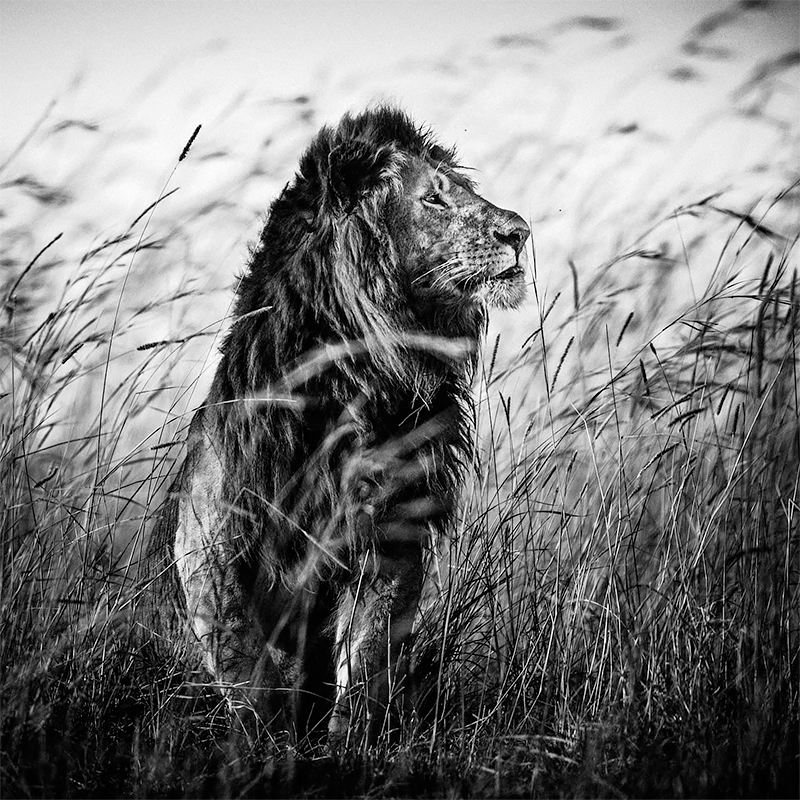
{"left": 146, "top": 105, "right": 529, "bottom": 747}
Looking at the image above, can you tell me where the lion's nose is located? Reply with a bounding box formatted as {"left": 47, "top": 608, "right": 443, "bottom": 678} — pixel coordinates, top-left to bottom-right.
{"left": 493, "top": 215, "right": 530, "bottom": 255}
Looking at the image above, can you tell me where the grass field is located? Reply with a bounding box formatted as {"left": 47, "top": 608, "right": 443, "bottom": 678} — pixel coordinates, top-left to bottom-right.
{"left": 2, "top": 5, "right": 798, "bottom": 798}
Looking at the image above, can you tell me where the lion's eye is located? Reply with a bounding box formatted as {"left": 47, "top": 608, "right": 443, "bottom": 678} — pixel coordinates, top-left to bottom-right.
{"left": 422, "top": 191, "right": 447, "bottom": 208}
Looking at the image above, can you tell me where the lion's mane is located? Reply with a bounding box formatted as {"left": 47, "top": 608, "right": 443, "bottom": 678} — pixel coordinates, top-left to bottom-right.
{"left": 158, "top": 107, "right": 483, "bottom": 602}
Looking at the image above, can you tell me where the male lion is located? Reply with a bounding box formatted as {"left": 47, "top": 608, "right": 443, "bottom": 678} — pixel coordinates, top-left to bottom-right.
{"left": 147, "top": 106, "right": 529, "bottom": 747}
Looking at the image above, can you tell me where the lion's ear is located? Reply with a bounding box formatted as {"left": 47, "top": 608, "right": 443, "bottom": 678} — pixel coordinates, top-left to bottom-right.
{"left": 327, "top": 141, "right": 394, "bottom": 211}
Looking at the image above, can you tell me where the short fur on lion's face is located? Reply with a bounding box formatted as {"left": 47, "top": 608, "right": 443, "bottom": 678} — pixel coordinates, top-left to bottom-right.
{"left": 390, "top": 157, "right": 530, "bottom": 312}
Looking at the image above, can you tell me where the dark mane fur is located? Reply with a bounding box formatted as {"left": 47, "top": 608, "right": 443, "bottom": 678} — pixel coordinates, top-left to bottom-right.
{"left": 182, "top": 106, "right": 484, "bottom": 590}
{"left": 228, "top": 105, "right": 477, "bottom": 381}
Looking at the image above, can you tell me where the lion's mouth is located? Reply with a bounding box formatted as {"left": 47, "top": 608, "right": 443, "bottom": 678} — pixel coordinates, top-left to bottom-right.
{"left": 453, "top": 264, "right": 524, "bottom": 294}
{"left": 491, "top": 265, "right": 525, "bottom": 281}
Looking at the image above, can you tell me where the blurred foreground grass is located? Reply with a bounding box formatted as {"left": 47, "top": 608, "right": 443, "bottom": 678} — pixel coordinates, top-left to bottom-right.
{"left": 1, "top": 6, "right": 799, "bottom": 797}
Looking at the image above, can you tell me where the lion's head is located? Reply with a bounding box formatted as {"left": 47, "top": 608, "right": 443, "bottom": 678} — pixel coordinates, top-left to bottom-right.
{"left": 240, "top": 106, "right": 529, "bottom": 363}
{"left": 390, "top": 154, "right": 529, "bottom": 313}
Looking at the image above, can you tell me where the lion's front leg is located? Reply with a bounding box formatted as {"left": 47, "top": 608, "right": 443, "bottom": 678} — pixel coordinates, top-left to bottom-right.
{"left": 174, "top": 484, "right": 284, "bottom": 742}
{"left": 180, "top": 550, "right": 282, "bottom": 723}
{"left": 329, "top": 543, "right": 423, "bottom": 748}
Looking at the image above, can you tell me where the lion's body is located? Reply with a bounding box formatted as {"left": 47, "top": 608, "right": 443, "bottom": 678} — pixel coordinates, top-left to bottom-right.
{"left": 147, "top": 106, "right": 529, "bottom": 745}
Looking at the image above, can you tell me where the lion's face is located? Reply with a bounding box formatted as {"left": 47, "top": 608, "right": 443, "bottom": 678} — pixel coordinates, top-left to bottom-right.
{"left": 391, "top": 157, "right": 530, "bottom": 312}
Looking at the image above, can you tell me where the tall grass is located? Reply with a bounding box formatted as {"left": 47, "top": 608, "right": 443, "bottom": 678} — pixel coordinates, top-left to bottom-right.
{"left": 2, "top": 169, "right": 797, "bottom": 795}
{"left": 414, "top": 202, "right": 799, "bottom": 797}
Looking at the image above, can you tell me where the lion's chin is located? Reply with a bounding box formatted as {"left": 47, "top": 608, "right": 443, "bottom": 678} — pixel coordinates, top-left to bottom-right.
{"left": 478, "top": 274, "right": 527, "bottom": 309}
{"left": 468, "top": 257, "right": 528, "bottom": 309}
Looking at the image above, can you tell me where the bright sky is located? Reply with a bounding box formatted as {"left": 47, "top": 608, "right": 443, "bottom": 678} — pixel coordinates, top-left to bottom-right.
{"left": 0, "top": 0, "right": 738, "bottom": 155}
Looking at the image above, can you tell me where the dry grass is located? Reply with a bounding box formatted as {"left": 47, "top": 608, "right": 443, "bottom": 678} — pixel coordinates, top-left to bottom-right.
{"left": 2, "top": 175, "right": 797, "bottom": 799}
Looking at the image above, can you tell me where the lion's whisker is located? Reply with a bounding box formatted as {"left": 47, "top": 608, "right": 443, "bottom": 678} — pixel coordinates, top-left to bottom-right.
{"left": 412, "top": 258, "right": 460, "bottom": 285}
